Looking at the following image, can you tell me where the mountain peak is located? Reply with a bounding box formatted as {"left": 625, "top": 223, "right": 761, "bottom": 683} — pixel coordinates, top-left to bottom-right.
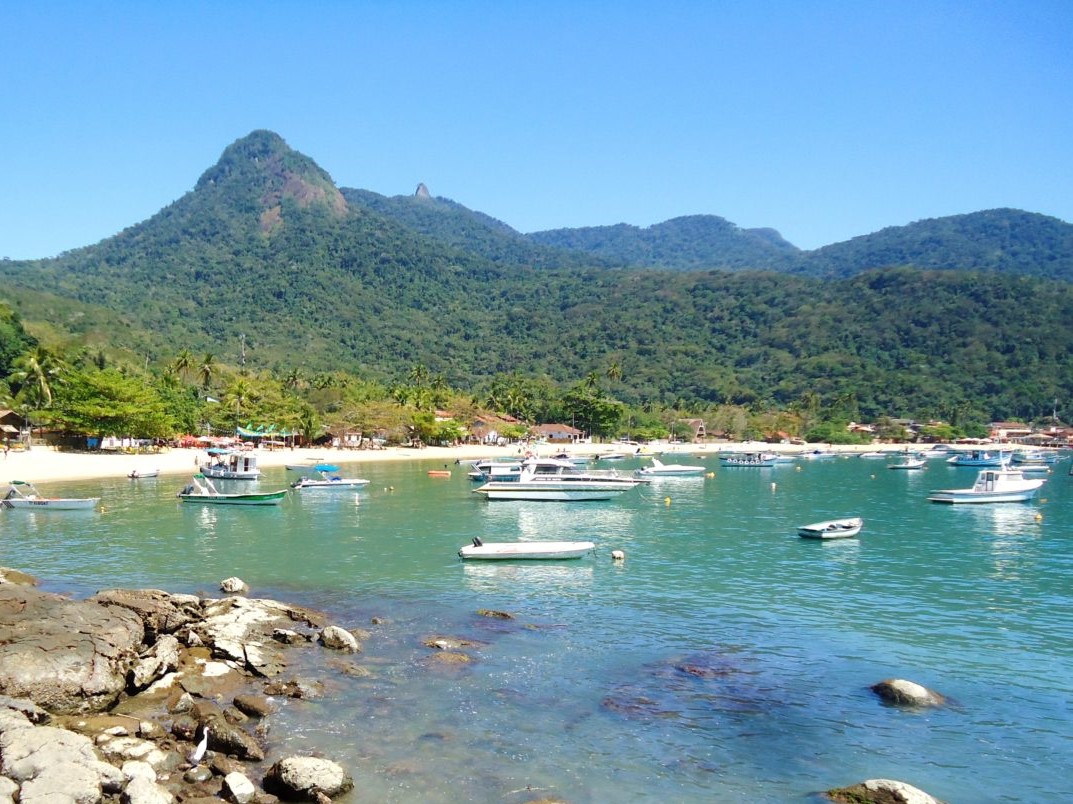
{"left": 195, "top": 130, "right": 347, "bottom": 229}
{"left": 414, "top": 182, "right": 431, "bottom": 199}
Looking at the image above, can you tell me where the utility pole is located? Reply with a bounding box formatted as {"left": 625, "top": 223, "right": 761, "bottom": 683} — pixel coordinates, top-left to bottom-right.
{"left": 240, "top": 334, "right": 246, "bottom": 372}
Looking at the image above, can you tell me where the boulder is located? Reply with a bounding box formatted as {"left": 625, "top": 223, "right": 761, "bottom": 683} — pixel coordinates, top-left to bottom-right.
{"left": 220, "top": 578, "right": 249, "bottom": 595}
{"left": 130, "top": 635, "right": 182, "bottom": 691}
{"left": 319, "top": 626, "right": 360, "bottom": 653}
{"left": 121, "top": 774, "right": 175, "bottom": 804}
{"left": 0, "top": 567, "right": 38, "bottom": 586}
{"left": 0, "top": 585, "right": 144, "bottom": 714}
{"left": 89, "top": 589, "right": 203, "bottom": 640}
{"left": 871, "top": 679, "right": 946, "bottom": 708}
{"left": 223, "top": 771, "right": 256, "bottom": 803}
{"left": 826, "top": 778, "right": 945, "bottom": 803}
{"left": 263, "top": 756, "right": 353, "bottom": 801}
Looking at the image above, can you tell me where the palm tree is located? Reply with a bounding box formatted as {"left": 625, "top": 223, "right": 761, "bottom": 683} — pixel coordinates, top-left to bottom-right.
{"left": 283, "top": 368, "right": 305, "bottom": 392}
{"left": 12, "top": 346, "right": 63, "bottom": 408}
{"left": 606, "top": 361, "right": 622, "bottom": 385}
{"left": 172, "top": 348, "right": 194, "bottom": 383}
{"left": 198, "top": 353, "right": 216, "bottom": 390}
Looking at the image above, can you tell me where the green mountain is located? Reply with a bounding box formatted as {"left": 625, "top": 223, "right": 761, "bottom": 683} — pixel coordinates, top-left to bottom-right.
{"left": 791, "top": 208, "right": 1073, "bottom": 280}
{"left": 528, "top": 215, "right": 799, "bottom": 271}
{"left": 1, "top": 130, "right": 1071, "bottom": 422}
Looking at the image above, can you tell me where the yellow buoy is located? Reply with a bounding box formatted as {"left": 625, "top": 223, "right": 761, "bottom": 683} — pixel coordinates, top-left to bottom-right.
{"left": 1035, "top": 512, "right": 1043, "bottom": 522}
{"left": 664, "top": 496, "right": 672, "bottom": 506}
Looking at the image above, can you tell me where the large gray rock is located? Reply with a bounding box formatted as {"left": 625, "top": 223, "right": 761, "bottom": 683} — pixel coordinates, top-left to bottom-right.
{"left": 89, "top": 589, "right": 203, "bottom": 640}
{"left": 0, "top": 586, "right": 144, "bottom": 714}
{"left": 0, "top": 715, "right": 118, "bottom": 804}
{"left": 871, "top": 679, "right": 946, "bottom": 708}
{"left": 263, "top": 756, "right": 354, "bottom": 800}
{"left": 196, "top": 597, "right": 325, "bottom": 677}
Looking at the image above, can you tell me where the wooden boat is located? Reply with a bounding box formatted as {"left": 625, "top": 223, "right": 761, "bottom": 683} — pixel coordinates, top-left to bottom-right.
{"left": 290, "top": 465, "right": 370, "bottom": 490}
{"left": 473, "top": 458, "right": 643, "bottom": 501}
{"left": 719, "top": 452, "right": 777, "bottom": 467}
{"left": 945, "top": 449, "right": 1008, "bottom": 467}
{"left": 797, "top": 517, "right": 863, "bottom": 539}
{"left": 129, "top": 468, "right": 160, "bottom": 479}
{"left": 2, "top": 480, "right": 100, "bottom": 510}
{"left": 458, "top": 537, "right": 596, "bottom": 560}
{"left": 201, "top": 450, "right": 261, "bottom": 480}
{"left": 427, "top": 470, "right": 452, "bottom": 478}
{"left": 927, "top": 466, "right": 1046, "bottom": 504}
{"left": 177, "top": 474, "right": 287, "bottom": 506}
{"left": 635, "top": 458, "right": 706, "bottom": 477}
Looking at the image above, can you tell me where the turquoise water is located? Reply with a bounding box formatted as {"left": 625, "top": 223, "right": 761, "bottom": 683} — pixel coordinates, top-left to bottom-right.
{"left": 3, "top": 455, "right": 1071, "bottom": 802}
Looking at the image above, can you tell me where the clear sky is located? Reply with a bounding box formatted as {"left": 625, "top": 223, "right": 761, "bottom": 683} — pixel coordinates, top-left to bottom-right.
{"left": 2, "top": 1, "right": 1071, "bottom": 259}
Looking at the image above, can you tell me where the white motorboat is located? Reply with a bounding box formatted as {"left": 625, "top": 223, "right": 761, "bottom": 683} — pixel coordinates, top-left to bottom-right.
{"left": 927, "top": 466, "right": 1046, "bottom": 504}
{"left": 888, "top": 454, "right": 926, "bottom": 470}
{"left": 129, "top": 468, "right": 160, "bottom": 479}
{"left": 290, "top": 465, "right": 370, "bottom": 490}
{"left": 719, "top": 452, "right": 778, "bottom": 467}
{"left": 473, "top": 458, "right": 644, "bottom": 501}
{"left": 458, "top": 537, "right": 596, "bottom": 560}
{"left": 797, "top": 517, "right": 863, "bottom": 539}
{"left": 2, "top": 480, "right": 100, "bottom": 510}
{"left": 201, "top": 450, "right": 261, "bottom": 480}
{"left": 635, "top": 458, "right": 706, "bottom": 477}
{"left": 177, "top": 474, "right": 287, "bottom": 506}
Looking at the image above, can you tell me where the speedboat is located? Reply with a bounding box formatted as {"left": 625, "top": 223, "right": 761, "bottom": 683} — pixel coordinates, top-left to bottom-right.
{"left": 290, "top": 465, "right": 370, "bottom": 490}
{"left": 177, "top": 474, "right": 287, "bottom": 506}
{"left": 201, "top": 450, "right": 261, "bottom": 480}
{"left": 473, "top": 457, "right": 644, "bottom": 501}
{"left": 797, "top": 517, "right": 863, "bottom": 539}
{"left": 457, "top": 537, "right": 596, "bottom": 560}
{"left": 719, "top": 452, "right": 778, "bottom": 467}
{"left": 927, "top": 466, "right": 1046, "bottom": 504}
{"left": 635, "top": 458, "right": 706, "bottom": 477}
{"left": 2, "top": 480, "right": 100, "bottom": 510}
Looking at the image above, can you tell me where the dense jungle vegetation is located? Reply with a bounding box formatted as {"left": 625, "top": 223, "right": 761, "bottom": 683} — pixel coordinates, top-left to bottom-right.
{"left": 1, "top": 130, "right": 1070, "bottom": 444}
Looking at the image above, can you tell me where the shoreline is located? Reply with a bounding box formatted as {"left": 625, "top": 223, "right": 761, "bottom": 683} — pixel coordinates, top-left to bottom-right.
{"left": 2, "top": 440, "right": 968, "bottom": 486}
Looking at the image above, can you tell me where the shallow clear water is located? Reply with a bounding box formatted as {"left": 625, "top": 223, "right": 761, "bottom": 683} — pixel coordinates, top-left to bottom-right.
{"left": 3, "top": 455, "right": 1071, "bottom": 802}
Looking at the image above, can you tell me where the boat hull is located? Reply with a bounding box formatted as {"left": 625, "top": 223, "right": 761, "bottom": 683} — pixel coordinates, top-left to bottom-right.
{"left": 179, "top": 491, "right": 287, "bottom": 506}
{"left": 458, "top": 540, "right": 596, "bottom": 560}
{"left": 927, "top": 489, "right": 1041, "bottom": 504}
{"left": 4, "top": 498, "right": 99, "bottom": 510}
{"left": 474, "top": 483, "right": 633, "bottom": 501}
{"left": 291, "top": 479, "right": 370, "bottom": 490}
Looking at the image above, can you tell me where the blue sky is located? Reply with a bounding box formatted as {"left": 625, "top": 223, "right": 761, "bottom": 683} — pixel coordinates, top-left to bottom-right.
{"left": 2, "top": 1, "right": 1071, "bottom": 259}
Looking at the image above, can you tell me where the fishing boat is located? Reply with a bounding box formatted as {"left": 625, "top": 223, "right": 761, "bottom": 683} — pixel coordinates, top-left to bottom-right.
{"left": 201, "top": 450, "right": 261, "bottom": 480}
{"left": 797, "top": 517, "right": 863, "bottom": 539}
{"left": 635, "top": 458, "right": 706, "bottom": 477}
{"left": 177, "top": 474, "right": 287, "bottom": 506}
{"left": 719, "top": 452, "right": 778, "bottom": 467}
{"left": 290, "top": 465, "right": 370, "bottom": 490}
{"left": 945, "top": 449, "right": 1009, "bottom": 467}
{"left": 2, "top": 480, "right": 100, "bottom": 510}
{"left": 458, "top": 537, "right": 596, "bottom": 560}
{"left": 128, "top": 468, "right": 160, "bottom": 479}
{"left": 887, "top": 454, "right": 926, "bottom": 470}
{"left": 927, "top": 466, "right": 1046, "bottom": 504}
{"left": 473, "top": 458, "right": 644, "bottom": 501}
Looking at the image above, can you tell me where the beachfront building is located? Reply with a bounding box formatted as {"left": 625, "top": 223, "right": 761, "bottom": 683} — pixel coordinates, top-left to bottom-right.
{"left": 530, "top": 423, "right": 584, "bottom": 444}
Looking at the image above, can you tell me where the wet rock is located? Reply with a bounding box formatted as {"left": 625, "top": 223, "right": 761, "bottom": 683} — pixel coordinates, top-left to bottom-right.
{"left": 425, "top": 652, "right": 472, "bottom": 666}
{"left": 183, "top": 764, "right": 214, "bottom": 784}
{"left": 318, "top": 626, "right": 360, "bottom": 653}
{"left": 476, "top": 609, "right": 513, "bottom": 620}
{"left": 871, "top": 679, "right": 946, "bottom": 708}
{"left": 262, "top": 679, "right": 323, "bottom": 700}
{"left": 0, "top": 585, "right": 144, "bottom": 715}
{"left": 422, "top": 636, "right": 485, "bottom": 651}
{"left": 825, "top": 778, "right": 945, "bottom": 803}
{"left": 233, "top": 695, "right": 275, "bottom": 719}
{"left": 220, "top": 578, "right": 250, "bottom": 595}
{"left": 263, "top": 756, "right": 353, "bottom": 801}
{"left": 131, "top": 635, "right": 182, "bottom": 691}
{"left": 272, "top": 629, "right": 308, "bottom": 645}
{"left": 0, "top": 567, "right": 38, "bottom": 586}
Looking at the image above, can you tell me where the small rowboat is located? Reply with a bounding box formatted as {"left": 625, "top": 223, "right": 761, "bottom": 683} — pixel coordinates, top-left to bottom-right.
{"left": 129, "top": 468, "right": 160, "bottom": 479}
{"left": 427, "top": 470, "right": 452, "bottom": 478}
{"left": 797, "top": 517, "right": 863, "bottom": 540}
{"left": 177, "top": 474, "right": 287, "bottom": 506}
{"left": 458, "top": 538, "right": 596, "bottom": 560}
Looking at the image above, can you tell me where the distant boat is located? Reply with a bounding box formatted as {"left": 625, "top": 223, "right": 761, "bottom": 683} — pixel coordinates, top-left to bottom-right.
{"left": 473, "top": 458, "right": 643, "bottom": 501}
{"left": 458, "top": 537, "right": 596, "bottom": 560}
{"left": 797, "top": 517, "right": 863, "bottom": 540}
{"left": 719, "top": 452, "right": 778, "bottom": 467}
{"left": 635, "top": 458, "right": 706, "bottom": 477}
{"left": 177, "top": 474, "right": 287, "bottom": 506}
{"left": 2, "top": 480, "right": 100, "bottom": 510}
{"left": 290, "top": 465, "right": 370, "bottom": 490}
{"left": 927, "top": 466, "right": 1046, "bottom": 504}
{"left": 946, "top": 449, "right": 1008, "bottom": 467}
{"left": 857, "top": 451, "right": 888, "bottom": 459}
{"left": 129, "top": 468, "right": 160, "bottom": 479}
{"left": 887, "top": 453, "right": 926, "bottom": 470}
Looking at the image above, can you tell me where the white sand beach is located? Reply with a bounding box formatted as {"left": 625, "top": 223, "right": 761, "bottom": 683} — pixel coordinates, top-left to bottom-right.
{"left": 1, "top": 441, "right": 920, "bottom": 486}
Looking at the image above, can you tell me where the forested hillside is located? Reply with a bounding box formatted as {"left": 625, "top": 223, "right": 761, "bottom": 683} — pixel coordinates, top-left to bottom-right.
{"left": 1, "top": 129, "right": 1071, "bottom": 424}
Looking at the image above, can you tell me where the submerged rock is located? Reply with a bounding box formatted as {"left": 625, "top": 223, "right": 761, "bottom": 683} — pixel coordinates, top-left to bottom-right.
{"left": 871, "top": 679, "right": 946, "bottom": 708}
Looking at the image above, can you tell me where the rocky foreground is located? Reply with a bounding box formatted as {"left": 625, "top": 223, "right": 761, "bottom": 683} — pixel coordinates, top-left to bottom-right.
{"left": 0, "top": 569, "right": 357, "bottom": 804}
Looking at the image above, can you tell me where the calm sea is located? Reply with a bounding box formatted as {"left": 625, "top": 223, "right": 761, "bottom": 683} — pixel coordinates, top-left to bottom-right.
{"left": 4, "top": 454, "right": 1071, "bottom": 802}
